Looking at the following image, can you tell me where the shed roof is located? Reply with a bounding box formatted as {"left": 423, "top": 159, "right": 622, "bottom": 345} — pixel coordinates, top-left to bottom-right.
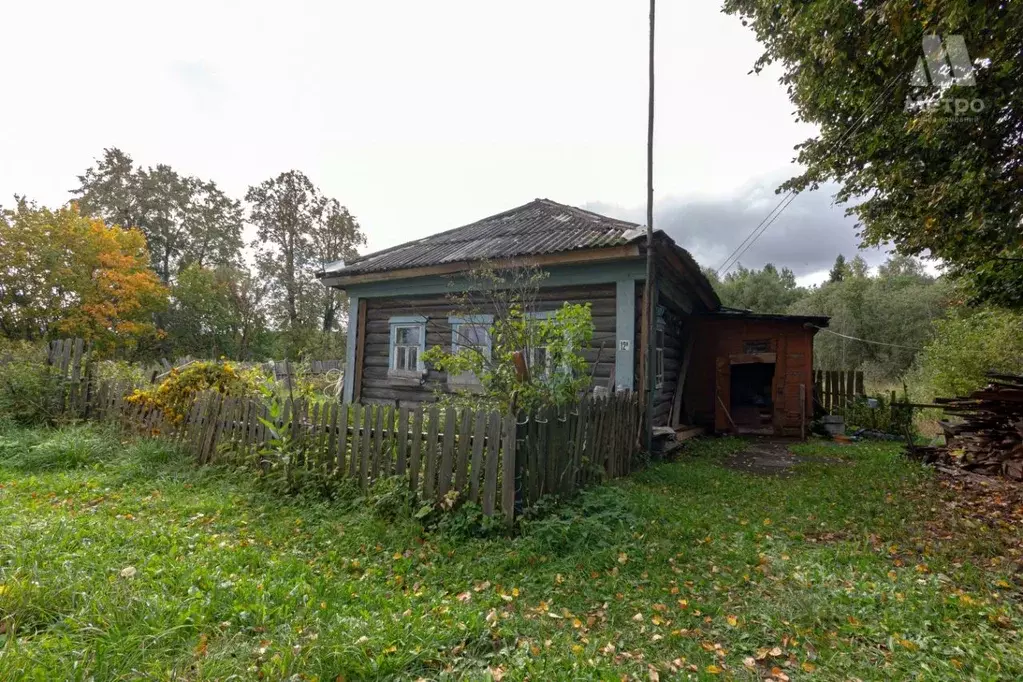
{"left": 318, "top": 198, "right": 646, "bottom": 277}
{"left": 702, "top": 307, "right": 830, "bottom": 328}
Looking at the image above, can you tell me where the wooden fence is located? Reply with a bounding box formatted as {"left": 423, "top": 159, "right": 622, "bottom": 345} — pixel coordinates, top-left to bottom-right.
{"left": 44, "top": 340, "right": 640, "bottom": 525}
{"left": 813, "top": 369, "right": 866, "bottom": 413}
{"left": 268, "top": 360, "right": 343, "bottom": 377}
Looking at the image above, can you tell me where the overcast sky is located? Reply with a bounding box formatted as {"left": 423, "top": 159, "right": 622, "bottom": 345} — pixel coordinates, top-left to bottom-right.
{"left": 0, "top": 0, "right": 891, "bottom": 285}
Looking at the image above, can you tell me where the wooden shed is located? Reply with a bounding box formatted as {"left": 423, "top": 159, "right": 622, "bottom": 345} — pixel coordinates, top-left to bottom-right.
{"left": 317, "top": 198, "right": 828, "bottom": 439}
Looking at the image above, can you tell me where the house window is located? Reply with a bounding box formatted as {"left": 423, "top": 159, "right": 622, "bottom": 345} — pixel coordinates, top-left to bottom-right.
{"left": 449, "top": 315, "right": 493, "bottom": 385}
{"left": 526, "top": 310, "right": 568, "bottom": 380}
{"left": 655, "top": 323, "right": 666, "bottom": 389}
{"left": 388, "top": 316, "right": 426, "bottom": 377}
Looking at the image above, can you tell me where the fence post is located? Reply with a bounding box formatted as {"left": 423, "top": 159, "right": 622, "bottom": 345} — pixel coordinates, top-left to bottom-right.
{"left": 501, "top": 413, "right": 517, "bottom": 527}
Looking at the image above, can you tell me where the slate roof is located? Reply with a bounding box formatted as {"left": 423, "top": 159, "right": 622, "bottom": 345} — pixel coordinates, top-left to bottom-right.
{"left": 319, "top": 198, "right": 647, "bottom": 277}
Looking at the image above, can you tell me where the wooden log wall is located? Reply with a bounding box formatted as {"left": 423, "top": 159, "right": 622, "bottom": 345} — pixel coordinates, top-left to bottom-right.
{"left": 359, "top": 285, "right": 618, "bottom": 405}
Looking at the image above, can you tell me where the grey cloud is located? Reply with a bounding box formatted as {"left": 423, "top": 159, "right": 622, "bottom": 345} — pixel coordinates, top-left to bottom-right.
{"left": 586, "top": 173, "right": 891, "bottom": 277}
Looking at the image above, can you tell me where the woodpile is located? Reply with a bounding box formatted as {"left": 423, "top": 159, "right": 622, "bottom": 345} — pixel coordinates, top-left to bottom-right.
{"left": 913, "top": 373, "right": 1023, "bottom": 480}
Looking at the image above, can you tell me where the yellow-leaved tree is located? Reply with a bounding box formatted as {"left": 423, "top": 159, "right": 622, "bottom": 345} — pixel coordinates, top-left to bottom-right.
{"left": 0, "top": 199, "right": 168, "bottom": 353}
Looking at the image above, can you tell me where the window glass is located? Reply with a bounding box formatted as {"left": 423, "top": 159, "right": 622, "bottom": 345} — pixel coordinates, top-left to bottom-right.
{"left": 392, "top": 324, "right": 423, "bottom": 372}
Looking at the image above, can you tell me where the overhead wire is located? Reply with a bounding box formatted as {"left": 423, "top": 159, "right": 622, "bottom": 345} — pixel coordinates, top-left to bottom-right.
{"left": 716, "top": 74, "right": 904, "bottom": 276}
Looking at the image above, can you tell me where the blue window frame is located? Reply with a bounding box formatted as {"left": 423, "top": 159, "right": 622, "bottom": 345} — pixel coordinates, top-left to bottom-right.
{"left": 388, "top": 315, "right": 426, "bottom": 376}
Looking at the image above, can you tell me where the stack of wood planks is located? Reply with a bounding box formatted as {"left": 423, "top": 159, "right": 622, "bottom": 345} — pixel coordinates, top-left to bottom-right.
{"left": 917, "top": 373, "right": 1023, "bottom": 480}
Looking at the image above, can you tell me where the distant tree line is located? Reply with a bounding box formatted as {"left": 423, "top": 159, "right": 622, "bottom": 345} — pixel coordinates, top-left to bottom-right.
{"left": 1, "top": 148, "right": 365, "bottom": 361}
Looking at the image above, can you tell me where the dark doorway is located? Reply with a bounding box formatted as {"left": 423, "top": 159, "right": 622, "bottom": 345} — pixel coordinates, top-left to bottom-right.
{"left": 729, "top": 362, "right": 775, "bottom": 432}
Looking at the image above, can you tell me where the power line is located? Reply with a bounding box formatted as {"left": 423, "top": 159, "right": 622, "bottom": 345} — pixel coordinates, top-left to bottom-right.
{"left": 809, "top": 325, "right": 923, "bottom": 351}
{"left": 717, "top": 75, "right": 904, "bottom": 276}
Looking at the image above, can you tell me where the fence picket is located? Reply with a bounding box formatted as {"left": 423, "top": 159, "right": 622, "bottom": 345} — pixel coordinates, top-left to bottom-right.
{"left": 359, "top": 404, "right": 372, "bottom": 488}
{"left": 372, "top": 406, "right": 385, "bottom": 480}
{"left": 437, "top": 408, "right": 457, "bottom": 497}
{"left": 408, "top": 406, "right": 425, "bottom": 493}
{"left": 481, "top": 411, "right": 502, "bottom": 516}
{"left": 501, "top": 412, "right": 516, "bottom": 526}
{"left": 454, "top": 408, "right": 472, "bottom": 492}
{"left": 349, "top": 404, "right": 362, "bottom": 478}
{"left": 396, "top": 406, "right": 409, "bottom": 476}
{"left": 422, "top": 406, "right": 440, "bottom": 501}
{"left": 335, "top": 403, "right": 349, "bottom": 475}
{"left": 468, "top": 410, "right": 486, "bottom": 503}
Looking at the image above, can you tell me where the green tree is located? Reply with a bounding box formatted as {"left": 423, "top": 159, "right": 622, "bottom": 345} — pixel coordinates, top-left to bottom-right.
{"left": 910, "top": 307, "right": 1023, "bottom": 399}
{"left": 165, "top": 264, "right": 271, "bottom": 360}
{"left": 722, "top": 0, "right": 1023, "bottom": 306}
{"left": 713, "top": 263, "right": 807, "bottom": 314}
{"left": 73, "top": 148, "right": 244, "bottom": 283}
{"left": 0, "top": 199, "right": 168, "bottom": 353}
{"left": 791, "top": 255, "right": 950, "bottom": 380}
{"left": 421, "top": 265, "right": 594, "bottom": 413}
{"left": 828, "top": 255, "right": 848, "bottom": 283}
{"left": 246, "top": 171, "right": 365, "bottom": 359}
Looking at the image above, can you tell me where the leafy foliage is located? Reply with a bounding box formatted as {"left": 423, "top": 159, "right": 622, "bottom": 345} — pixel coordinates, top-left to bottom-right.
{"left": 246, "top": 171, "right": 365, "bottom": 359}
{"left": 789, "top": 256, "right": 951, "bottom": 381}
{"left": 0, "top": 200, "right": 168, "bottom": 353}
{"left": 126, "top": 361, "right": 265, "bottom": 424}
{"left": 72, "top": 148, "right": 244, "bottom": 283}
{"left": 704, "top": 262, "right": 807, "bottom": 313}
{"left": 421, "top": 265, "right": 594, "bottom": 413}
{"left": 909, "top": 306, "right": 1023, "bottom": 399}
{"left": 165, "top": 264, "right": 271, "bottom": 360}
{"left": 0, "top": 341, "right": 59, "bottom": 425}
{"left": 722, "top": 0, "right": 1023, "bottom": 306}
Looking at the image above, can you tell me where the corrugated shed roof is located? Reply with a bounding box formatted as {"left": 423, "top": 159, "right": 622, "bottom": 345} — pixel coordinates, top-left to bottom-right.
{"left": 319, "top": 198, "right": 645, "bottom": 277}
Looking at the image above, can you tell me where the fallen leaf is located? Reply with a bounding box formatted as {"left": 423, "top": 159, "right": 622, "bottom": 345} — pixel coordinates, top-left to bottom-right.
{"left": 120, "top": 566, "right": 137, "bottom": 579}
{"left": 705, "top": 664, "right": 722, "bottom": 674}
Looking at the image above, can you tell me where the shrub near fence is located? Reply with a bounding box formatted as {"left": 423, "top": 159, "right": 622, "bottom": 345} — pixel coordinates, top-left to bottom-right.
{"left": 44, "top": 339, "right": 641, "bottom": 526}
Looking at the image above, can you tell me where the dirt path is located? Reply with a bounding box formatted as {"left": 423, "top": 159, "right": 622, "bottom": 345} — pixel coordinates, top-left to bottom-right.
{"left": 720, "top": 438, "right": 842, "bottom": 477}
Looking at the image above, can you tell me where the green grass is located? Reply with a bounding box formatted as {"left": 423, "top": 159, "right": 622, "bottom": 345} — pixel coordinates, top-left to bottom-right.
{"left": 1, "top": 425, "right": 1021, "bottom": 680}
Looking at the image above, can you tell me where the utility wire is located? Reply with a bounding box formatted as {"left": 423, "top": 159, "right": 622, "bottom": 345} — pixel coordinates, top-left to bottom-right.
{"left": 809, "top": 324, "right": 923, "bottom": 351}
{"left": 717, "top": 75, "right": 904, "bottom": 276}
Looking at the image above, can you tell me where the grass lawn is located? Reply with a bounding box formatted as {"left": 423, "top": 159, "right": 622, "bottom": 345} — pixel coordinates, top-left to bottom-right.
{"left": 1, "top": 424, "right": 1021, "bottom": 681}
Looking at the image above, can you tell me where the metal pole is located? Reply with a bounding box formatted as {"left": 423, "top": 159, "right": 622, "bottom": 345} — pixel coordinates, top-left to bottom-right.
{"left": 643, "top": 0, "right": 656, "bottom": 451}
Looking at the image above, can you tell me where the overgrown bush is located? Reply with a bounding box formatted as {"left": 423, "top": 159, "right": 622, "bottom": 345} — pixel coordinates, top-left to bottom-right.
{"left": 519, "top": 487, "right": 637, "bottom": 553}
{"left": 126, "top": 361, "right": 265, "bottom": 424}
{"left": 907, "top": 306, "right": 1023, "bottom": 400}
{"left": 0, "top": 341, "right": 60, "bottom": 425}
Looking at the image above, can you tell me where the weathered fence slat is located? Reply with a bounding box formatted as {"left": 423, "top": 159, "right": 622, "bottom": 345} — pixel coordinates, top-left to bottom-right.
{"left": 481, "top": 411, "right": 502, "bottom": 516}
{"left": 422, "top": 406, "right": 440, "bottom": 501}
{"left": 454, "top": 408, "right": 472, "bottom": 492}
{"left": 437, "top": 408, "right": 457, "bottom": 497}
{"left": 408, "top": 406, "right": 425, "bottom": 493}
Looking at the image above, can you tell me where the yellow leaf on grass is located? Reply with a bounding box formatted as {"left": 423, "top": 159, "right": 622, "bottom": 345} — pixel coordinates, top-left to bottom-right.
{"left": 726, "top": 615, "right": 738, "bottom": 627}
{"left": 618, "top": 552, "right": 629, "bottom": 564}
{"left": 705, "top": 664, "right": 722, "bottom": 674}
{"left": 802, "top": 661, "right": 816, "bottom": 672}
